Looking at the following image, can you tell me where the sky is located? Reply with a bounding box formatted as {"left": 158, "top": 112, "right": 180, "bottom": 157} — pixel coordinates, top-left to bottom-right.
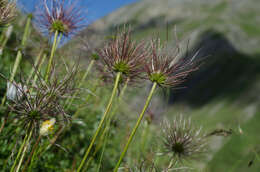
{"left": 17, "top": 0, "right": 139, "bottom": 25}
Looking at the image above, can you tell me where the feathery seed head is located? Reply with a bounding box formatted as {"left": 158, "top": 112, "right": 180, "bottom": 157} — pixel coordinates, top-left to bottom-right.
{"left": 5, "top": 64, "right": 78, "bottom": 135}
{"left": 145, "top": 39, "right": 199, "bottom": 87}
{"left": 162, "top": 116, "right": 208, "bottom": 161}
{"left": 0, "top": 0, "right": 16, "bottom": 27}
{"left": 34, "top": 0, "right": 85, "bottom": 37}
{"left": 98, "top": 29, "right": 148, "bottom": 84}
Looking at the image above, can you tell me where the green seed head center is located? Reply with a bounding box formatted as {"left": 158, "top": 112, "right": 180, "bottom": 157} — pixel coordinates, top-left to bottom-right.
{"left": 29, "top": 110, "right": 40, "bottom": 119}
{"left": 150, "top": 72, "right": 166, "bottom": 84}
{"left": 51, "top": 20, "right": 68, "bottom": 34}
{"left": 114, "top": 61, "right": 130, "bottom": 75}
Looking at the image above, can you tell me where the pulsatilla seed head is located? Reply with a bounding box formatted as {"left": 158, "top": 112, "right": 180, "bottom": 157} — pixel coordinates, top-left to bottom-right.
{"left": 162, "top": 116, "right": 208, "bottom": 161}
{"left": 0, "top": 0, "right": 16, "bottom": 27}
{"left": 144, "top": 39, "right": 200, "bottom": 88}
{"left": 34, "top": 0, "right": 85, "bottom": 37}
{"left": 5, "top": 64, "right": 78, "bottom": 136}
{"left": 97, "top": 29, "right": 148, "bottom": 84}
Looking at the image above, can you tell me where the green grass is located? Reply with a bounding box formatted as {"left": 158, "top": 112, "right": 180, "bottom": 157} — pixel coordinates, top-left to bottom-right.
{"left": 208, "top": 110, "right": 260, "bottom": 171}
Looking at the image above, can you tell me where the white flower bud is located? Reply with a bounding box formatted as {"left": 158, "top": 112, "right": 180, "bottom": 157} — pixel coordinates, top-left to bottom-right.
{"left": 6, "top": 82, "right": 27, "bottom": 101}
{"left": 7, "top": 82, "right": 18, "bottom": 101}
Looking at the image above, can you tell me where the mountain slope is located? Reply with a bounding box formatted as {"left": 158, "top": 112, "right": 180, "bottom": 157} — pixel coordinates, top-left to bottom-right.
{"left": 88, "top": 0, "right": 260, "bottom": 54}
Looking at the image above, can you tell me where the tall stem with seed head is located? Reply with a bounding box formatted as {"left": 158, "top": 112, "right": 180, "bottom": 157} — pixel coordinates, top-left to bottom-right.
{"left": 1, "top": 15, "right": 32, "bottom": 106}
{"left": 113, "top": 82, "right": 157, "bottom": 172}
{"left": 77, "top": 72, "right": 121, "bottom": 172}
{"left": 45, "top": 30, "right": 59, "bottom": 82}
{"left": 83, "top": 79, "right": 129, "bottom": 171}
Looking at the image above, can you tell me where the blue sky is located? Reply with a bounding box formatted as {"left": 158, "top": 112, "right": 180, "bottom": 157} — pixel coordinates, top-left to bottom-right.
{"left": 17, "top": 0, "right": 139, "bottom": 24}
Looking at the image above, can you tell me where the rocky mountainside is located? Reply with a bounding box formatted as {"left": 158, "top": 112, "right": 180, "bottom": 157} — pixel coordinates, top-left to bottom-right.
{"left": 87, "top": 0, "right": 260, "bottom": 55}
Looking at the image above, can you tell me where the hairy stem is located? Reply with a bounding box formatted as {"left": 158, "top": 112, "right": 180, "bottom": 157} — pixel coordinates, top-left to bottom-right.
{"left": 77, "top": 72, "right": 121, "bottom": 172}
{"left": 45, "top": 30, "right": 59, "bottom": 82}
{"left": 113, "top": 82, "right": 157, "bottom": 172}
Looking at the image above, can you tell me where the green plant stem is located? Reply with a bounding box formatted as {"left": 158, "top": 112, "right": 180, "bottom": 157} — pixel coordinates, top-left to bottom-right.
{"left": 109, "top": 78, "right": 129, "bottom": 120}
{"left": 27, "top": 50, "right": 43, "bottom": 83}
{"left": 113, "top": 82, "right": 157, "bottom": 172}
{"left": 33, "top": 53, "right": 47, "bottom": 85}
{"left": 1, "top": 16, "right": 31, "bottom": 106}
{"left": 254, "top": 150, "right": 260, "bottom": 161}
{"left": 167, "top": 159, "right": 175, "bottom": 170}
{"left": 66, "top": 59, "right": 95, "bottom": 109}
{"left": 138, "top": 120, "right": 150, "bottom": 162}
{"left": 15, "top": 130, "right": 33, "bottom": 172}
{"left": 0, "top": 115, "right": 8, "bottom": 133}
{"left": 84, "top": 79, "right": 129, "bottom": 171}
{"left": 10, "top": 127, "right": 32, "bottom": 172}
{"left": 45, "top": 30, "right": 59, "bottom": 82}
{"left": 22, "top": 135, "right": 41, "bottom": 172}
{"left": 10, "top": 136, "right": 28, "bottom": 172}
{"left": 11, "top": 16, "right": 31, "bottom": 81}
{"left": 83, "top": 128, "right": 107, "bottom": 171}
{"left": 28, "top": 145, "right": 39, "bottom": 172}
{"left": 0, "top": 25, "right": 13, "bottom": 56}
{"left": 56, "top": 33, "right": 62, "bottom": 49}
{"left": 77, "top": 72, "right": 121, "bottom": 172}
{"left": 97, "top": 126, "right": 110, "bottom": 172}
{"left": 0, "top": 27, "right": 5, "bottom": 43}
